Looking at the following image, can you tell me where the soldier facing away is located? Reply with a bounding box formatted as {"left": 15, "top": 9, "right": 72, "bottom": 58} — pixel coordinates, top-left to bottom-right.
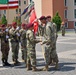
{"left": 26, "top": 24, "right": 42, "bottom": 71}
{"left": 46, "top": 16, "right": 59, "bottom": 68}
{"left": 0, "top": 24, "right": 11, "bottom": 66}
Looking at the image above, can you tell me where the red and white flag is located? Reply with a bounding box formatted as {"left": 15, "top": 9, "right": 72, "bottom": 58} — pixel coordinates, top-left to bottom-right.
{"left": 29, "top": 7, "right": 37, "bottom": 24}
{"left": 0, "top": 0, "right": 18, "bottom": 10}
{"left": 29, "top": 7, "right": 38, "bottom": 35}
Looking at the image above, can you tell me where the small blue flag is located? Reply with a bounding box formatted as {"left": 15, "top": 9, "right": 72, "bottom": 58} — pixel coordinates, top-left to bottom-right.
{"left": 20, "top": 6, "right": 29, "bottom": 16}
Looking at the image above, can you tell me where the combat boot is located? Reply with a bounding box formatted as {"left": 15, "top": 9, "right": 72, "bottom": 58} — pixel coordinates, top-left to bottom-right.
{"left": 32, "top": 66, "right": 41, "bottom": 71}
{"left": 27, "top": 64, "right": 32, "bottom": 71}
{"left": 5, "top": 59, "right": 11, "bottom": 66}
{"left": 55, "top": 63, "right": 59, "bottom": 70}
{"left": 2, "top": 58, "right": 5, "bottom": 66}
{"left": 42, "top": 65, "right": 49, "bottom": 71}
{"left": 14, "top": 59, "right": 20, "bottom": 66}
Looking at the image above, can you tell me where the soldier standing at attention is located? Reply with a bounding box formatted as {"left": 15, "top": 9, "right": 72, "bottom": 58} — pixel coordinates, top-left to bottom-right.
{"left": 19, "top": 23, "right": 27, "bottom": 62}
{"left": 26, "top": 24, "right": 42, "bottom": 71}
{"left": 60, "top": 22, "right": 65, "bottom": 36}
{"left": 9, "top": 22, "right": 20, "bottom": 66}
{"left": 0, "top": 24, "right": 11, "bottom": 66}
{"left": 46, "top": 16, "right": 59, "bottom": 68}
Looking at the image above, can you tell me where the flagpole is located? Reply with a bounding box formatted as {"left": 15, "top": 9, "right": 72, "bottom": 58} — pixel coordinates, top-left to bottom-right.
{"left": 7, "top": 3, "right": 9, "bottom": 27}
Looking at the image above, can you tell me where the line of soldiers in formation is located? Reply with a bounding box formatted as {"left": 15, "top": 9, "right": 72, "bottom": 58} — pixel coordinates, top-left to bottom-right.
{"left": 0, "top": 15, "right": 59, "bottom": 71}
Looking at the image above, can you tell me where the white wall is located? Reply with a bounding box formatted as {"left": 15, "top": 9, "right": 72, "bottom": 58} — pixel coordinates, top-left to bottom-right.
{"left": 67, "top": 0, "right": 76, "bottom": 21}
{"left": 33, "top": 0, "right": 42, "bottom": 18}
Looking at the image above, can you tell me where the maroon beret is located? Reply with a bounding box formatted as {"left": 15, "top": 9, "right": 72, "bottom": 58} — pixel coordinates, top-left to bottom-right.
{"left": 1, "top": 24, "right": 5, "bottom": 27}
{"left": 21, "top": 23, "right": 27, "bottom": 27}
{"left": 46, "top": 15, "right": 51, "bottom": 18}
{"left": 39, "top": 16, "right": 46, "bottom": 20}
{"left": 12, "top": 22, "right": 17, "bottom": 25}
{"left": 27, "top": 23, "right": 33, "bottom": 29}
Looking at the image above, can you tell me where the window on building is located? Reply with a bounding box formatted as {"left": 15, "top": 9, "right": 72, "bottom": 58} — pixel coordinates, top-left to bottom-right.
{"left": 19, "top": 8, "right": 21, "bottom": 14}
{"left": 16, "top": 9, "right": 18, "bottom": 14}
{"left": 19, "top": 0, "right": 21, "bottom": 6}
{"left": 0, "top": 14, "right": 1, "bottom": 18}
{"left": 4, "top": 10, "right": 6, "bottom": 14}
{"left": 74, "top": 9, "right": 76, "bottom": 18}
{"left": 64, "top": 10, "right": 67, "bottom": 18}
{"left": 16, "top": 16, "right": 18, "bottom": 20}
{"left": 74, "top": 22, "right": 76, "bottom": 27}
{"left": 24, "top": 1, "right": 26, "bottom": 4}
{"left": 64, "top": 0, "right": 67, "bottom": 6}
{"left": 30, "top": 0, "right": 32, "bottom": 3}
{"left": 65, "top": 22, "right": 68, "bottom": 28}
{"left": 74, "top": 0, "right": 76, "bottom": 5}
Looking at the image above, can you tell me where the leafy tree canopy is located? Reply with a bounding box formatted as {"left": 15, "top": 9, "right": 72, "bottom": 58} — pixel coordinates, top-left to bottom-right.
{"left": 1, "top": 14, "right": 7, "bottom": 25}
{"left": 52, "top": 11, "right": 62, "bottom": 31}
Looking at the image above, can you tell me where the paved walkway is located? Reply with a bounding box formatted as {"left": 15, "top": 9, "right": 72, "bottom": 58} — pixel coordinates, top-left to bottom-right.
{"left": 0, "top": 30, "right": 76, "bottom": 75}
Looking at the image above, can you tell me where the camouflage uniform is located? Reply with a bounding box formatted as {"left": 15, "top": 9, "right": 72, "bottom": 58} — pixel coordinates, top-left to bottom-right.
{"left": 26, "top": 29, "right": 41, "bottom": 71}
{"left": 19, "top": 28, "right": 27, "bottom": 62}
{"left": 9, "top": 27, "right": 20, "bottom": 64}
{"left": 0, "top": 26, "right": 11, "bottom": 66}
{"left": 61, "top": 25, "right": 65, "bottom": 36}
{"left": 42, "top": 22, "right": 53, "bottom": 70}
{"left": 49, "top": 23, "right": 59, "bottom": 69}
{"left": 38, "top": 24, "right": 45, "bottom": 36}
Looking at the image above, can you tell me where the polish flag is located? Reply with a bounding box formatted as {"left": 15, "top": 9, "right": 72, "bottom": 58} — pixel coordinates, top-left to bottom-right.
{"left": 0, "top": 0, "right": 18, "bottom": 10}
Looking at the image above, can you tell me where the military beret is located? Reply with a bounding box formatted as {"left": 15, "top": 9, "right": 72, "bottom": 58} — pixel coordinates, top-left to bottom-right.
{"left": 1, "top": 24, "right": 6, "bottom": 27}
{"left": 39, "top": 16, "right": 46, "bottom": 20}
{"left": 12, "top": 22, "right": 17, "bottom": 26}
{"left": 21, "top": 23, "right": 27, "bottom": 27}
{"left": 46, "top": 15, "right": 51, "bottom": 18}
{"left": 27, "top": 23, "right": 33, "bottom": 29}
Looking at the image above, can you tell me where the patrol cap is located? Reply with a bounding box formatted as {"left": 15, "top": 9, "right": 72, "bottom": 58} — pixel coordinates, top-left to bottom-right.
{"left": 39, "top": 16, "right": 46, "bottom": 20}
{"left": 46, "top": 15, "right": 51, "bottom": 18}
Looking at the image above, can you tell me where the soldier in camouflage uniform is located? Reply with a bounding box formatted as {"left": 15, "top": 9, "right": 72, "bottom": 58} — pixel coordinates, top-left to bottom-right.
{"left": 60, "top": 22, "right": 65, "bottom": 36}
{"left": 50, "top": 23, "right": 59, "bottom": 69}
{"left": 26, "top": 24, "right": 42, "bottom": 71}
{"left": 46, "top": 16, "right": 59, "bottom": 69}
{"left": 0, "top": 24, "right": 11, "bottom": 66}
{"left": 19, "top": 23, "right": 27, "bottom": 62}
{"left": 39, "top": 16, "right": 51, "bottom": 71}
{"left": 9, "top": 22, "right": 20, "bottom": 65}
{"left": 38, "top": 16, "right": 46, "bottom": 36}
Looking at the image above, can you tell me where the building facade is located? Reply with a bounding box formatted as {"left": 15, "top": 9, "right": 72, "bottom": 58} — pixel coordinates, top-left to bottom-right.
{"left": 0, "top": 0, "right": 30, "bottom": 24}
{"left": 33, "top": 0, "right": 76, "bottom": 29}
{"left": 0, "top": 0, "right": 76, "bottom": 29}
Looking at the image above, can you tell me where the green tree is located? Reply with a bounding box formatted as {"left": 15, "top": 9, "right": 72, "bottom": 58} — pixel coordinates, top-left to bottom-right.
{"left": 12, "top": 17, "right": 17, "bottom": 23}
{"left": 17, "top": 17, "right": 21, "bottom": 26}
{"left": 52, "top": 12, "right": 62, "bottom": 31}
{"left": 1, "top": 15, "right": 7, "bottom": 25}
